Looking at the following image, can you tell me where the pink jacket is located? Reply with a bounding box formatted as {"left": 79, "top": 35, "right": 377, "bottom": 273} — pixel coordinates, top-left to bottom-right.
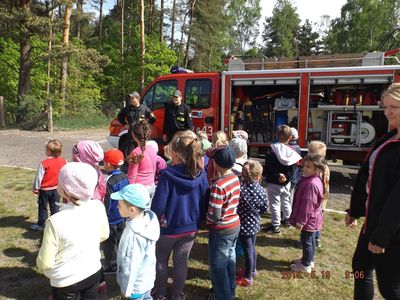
{"left": 290, "top": 175, "right": 323, "bottom": 232}
{"left": 127, "top": 145, "right": 157, "bottom": 186}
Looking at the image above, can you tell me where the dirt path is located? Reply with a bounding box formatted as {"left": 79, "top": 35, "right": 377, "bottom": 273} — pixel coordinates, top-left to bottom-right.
{"left": 0, "top": 128, "right": 111, "bottom": 170}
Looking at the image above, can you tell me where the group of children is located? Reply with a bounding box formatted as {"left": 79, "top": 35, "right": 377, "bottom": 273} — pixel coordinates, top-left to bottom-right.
{"left": 32, "top": 121, "right": 329, "bottom": 300}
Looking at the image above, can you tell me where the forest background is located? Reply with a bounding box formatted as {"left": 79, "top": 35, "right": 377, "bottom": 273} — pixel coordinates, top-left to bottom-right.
{"left": 0, "top": 0, "right": 399, "bottom": 125}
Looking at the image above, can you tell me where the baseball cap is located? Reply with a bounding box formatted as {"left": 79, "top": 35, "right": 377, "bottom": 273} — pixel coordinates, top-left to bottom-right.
{"left": 111, "top": 184, "right": 151, "bottom": 209}
{"left": 104, "top": 149, "right": 124, "bottom": 166}
{"left": 173, "top": 90, "right": 182, "bottom": 97}
{"left": 207, "top": 146, "right": 236, "bottom": 168}
{"left": 290, "top": 127, "right": 299, "bottom": 140}
{"left": 129, "top": 91, "right": 140, "bottom": 98}
{"left": 59, "top": 162, "right": 98, "bottom": 200}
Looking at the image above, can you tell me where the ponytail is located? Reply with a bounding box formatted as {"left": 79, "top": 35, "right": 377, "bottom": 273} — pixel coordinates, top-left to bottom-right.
{"left": 129, "top": 121, "right": 149, "bottom": 164}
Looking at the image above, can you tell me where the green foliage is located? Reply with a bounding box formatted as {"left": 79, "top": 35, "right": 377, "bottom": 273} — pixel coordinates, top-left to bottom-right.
{"left": 190, "top": 0, "right": 230, "bottom": 71}
{"left": 325, "top": 0, "right": 400, "bottom": 53}
{"left": 297, "top": 19, "right": 320, "bottom": 56}
{"left": 227, "top": 0, "right": 261, "bottom": 55}
{"left": 262, "top": 0, "right": 301, "bottom": 58}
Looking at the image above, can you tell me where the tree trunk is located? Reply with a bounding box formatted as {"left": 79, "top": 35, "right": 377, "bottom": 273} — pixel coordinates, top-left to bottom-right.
{"left": 147, "top": 0, "right": 154, "bottom": 35}
{"left": 184, "top": 0, "right": 196, "bottom": 68}
{"left": 99, "top": 0, "right": 103, "bottom": 47}
{"left": 120, "top": 0, "right": 125, "bottom": 92}
{"left": 170, "top": 0, "right": 176, "bottom": 49}
{"left": 16, "top": 0, "right": 31, "bottom": 123}
{"left": 159, "top": 0, "right": 164, "bottom": 42}
{"left": 60, "top": 0, "right": 73, "bottom": 115}
{"left": 140, "top": 0, "right": 145, "bottom": 90}
{"left": 177, "top": 11, "right": 187, "bottom": 65}
{"left": 47, "top": 0, "right": 55, "bottom": 132}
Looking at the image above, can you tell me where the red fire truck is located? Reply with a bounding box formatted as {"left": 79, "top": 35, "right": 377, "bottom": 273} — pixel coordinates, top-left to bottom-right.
{"left": 108, "top": 50, "right": 400, "bottom": 164}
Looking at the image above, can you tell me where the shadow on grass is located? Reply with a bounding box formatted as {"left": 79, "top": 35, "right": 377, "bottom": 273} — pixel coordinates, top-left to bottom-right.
{"left": 0, "top": 215, "right": 31, "bottom": 229}
{"left": 256, "top": 233, "right": 298, "bottom": 249}
{"left": 3, "top": 246, "right": 38, "bottom": 267}
{"left": 0, "top": 267, "right": 50, "bottom": 300}
{"left": 329, "top": 169, "right": 358, "bottom": 194}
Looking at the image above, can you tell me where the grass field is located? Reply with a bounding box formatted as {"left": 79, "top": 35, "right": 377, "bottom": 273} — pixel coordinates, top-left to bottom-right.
{"left": 0, "top": 166, "right": 378, "bottom": 300}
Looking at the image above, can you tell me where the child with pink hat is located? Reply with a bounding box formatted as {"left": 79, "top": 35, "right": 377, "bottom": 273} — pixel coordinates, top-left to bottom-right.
{"left": 36, "top": 162, "right": 109, "bottom": 299}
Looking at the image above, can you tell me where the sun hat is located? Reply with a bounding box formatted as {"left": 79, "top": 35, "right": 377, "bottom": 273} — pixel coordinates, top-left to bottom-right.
{"left": 72, "top": 140, "right": 104, "bottom": 167}
{"left": 111, "top": 184, "right": 151, "bottom": 209}
{"left": 104, "top": 149, "right": 124, "bottom": 166}
{"left": 207, "top": 146, "right": 236, "bottom": 168}
{"left": 58, "top": 162, "right": 98, "bottom": 200}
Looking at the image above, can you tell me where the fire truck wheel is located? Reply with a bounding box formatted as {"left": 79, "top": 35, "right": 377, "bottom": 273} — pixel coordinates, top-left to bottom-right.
{"left": 360, "top": 122, "right": 375, "bottom": 145}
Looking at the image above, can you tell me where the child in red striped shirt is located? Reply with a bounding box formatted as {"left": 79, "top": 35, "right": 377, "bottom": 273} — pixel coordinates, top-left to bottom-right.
{"left": 206, "top": 146, "right": 241, "bottom": 300}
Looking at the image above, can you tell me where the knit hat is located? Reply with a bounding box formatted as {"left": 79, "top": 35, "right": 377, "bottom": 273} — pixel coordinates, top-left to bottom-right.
{"left": 290, "top": 127, "right": 299, "bottom": 140}
{"left": 111, "top": 184, "right": 151, "bottom": 209}
{"left": 58, "top": 162, "right": 98, "bottom": 200}
{"left": 72, "top": 140, "right": 104, "bottom": 167}
{"left": 104, "top": 149, "right": 124, "bottom": 166}
{"left": 229, "top": 137, "right": 248, "bottom": 158}
{"left": 207, "top": 146, "right": 236, "bottom": 168}
{"left": 147, "top": 140, "right": 159, "bottom": 154}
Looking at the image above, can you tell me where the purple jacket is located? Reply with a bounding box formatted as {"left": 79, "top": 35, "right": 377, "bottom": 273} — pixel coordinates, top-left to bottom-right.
{"left": 290, "top": 175, "right": 323, "bottom": 232}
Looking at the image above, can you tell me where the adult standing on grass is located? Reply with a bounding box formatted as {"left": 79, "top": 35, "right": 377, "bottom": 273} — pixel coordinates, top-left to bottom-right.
{"left": 162, "top": 90, "right": 193, "bottom": 144}
{"left": 36, "top": 162, "right": 109, "bottom": 300}
{"left": 345, "top": 83, "right": 400, "bottom": 299}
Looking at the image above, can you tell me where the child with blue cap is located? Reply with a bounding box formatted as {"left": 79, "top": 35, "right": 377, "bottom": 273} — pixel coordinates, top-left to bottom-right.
{"left": 111, "top": 184, "right": 160, "bottom": 299}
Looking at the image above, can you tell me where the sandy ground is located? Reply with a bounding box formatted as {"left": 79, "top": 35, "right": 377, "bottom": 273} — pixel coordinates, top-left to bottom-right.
{"left": 0, "top": 128, "right": 111, "bottom": 170}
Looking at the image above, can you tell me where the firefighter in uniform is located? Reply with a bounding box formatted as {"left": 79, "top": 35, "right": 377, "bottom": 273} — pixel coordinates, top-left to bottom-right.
{"left": 117, "top": 91, "right": 156, "bottom": 157}
{"left": 162, "top": 89, "right": 193, "bottom": 143}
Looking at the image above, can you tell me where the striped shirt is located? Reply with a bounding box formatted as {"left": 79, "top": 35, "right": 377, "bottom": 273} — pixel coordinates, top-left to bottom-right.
{"left": 206, "top": 173, "right": 241, "bottom": 231}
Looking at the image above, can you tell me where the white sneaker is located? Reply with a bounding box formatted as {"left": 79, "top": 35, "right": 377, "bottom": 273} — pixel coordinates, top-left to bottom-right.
{"left": 290, "top": 262, "right": 312, "bottom": 273}
{"left": 291, "top": 258, "right": 314, "bottom": 269}
{"left": 31, "top": 224, "right": 44, "bottom": 231}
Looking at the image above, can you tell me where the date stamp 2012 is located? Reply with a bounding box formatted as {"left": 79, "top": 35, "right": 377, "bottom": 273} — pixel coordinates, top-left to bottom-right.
{"left": 281, "top": 270, "right": 331, "bottom": 279}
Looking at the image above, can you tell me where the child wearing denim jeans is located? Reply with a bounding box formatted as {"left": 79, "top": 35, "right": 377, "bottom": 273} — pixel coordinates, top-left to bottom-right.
{"left": 32, "top": 139, "right": 67, "bottom": 231}
{"left": 289, "top": 155, "right": 326, "bottom": 273}
{"left": 236, "top": 160, "right": 267, "bottom": 287}
{"left": 206, "top": 146, "right": 241, "bottom": 300}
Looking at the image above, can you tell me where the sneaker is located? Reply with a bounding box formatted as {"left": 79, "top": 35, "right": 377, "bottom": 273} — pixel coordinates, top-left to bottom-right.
{"left": 263, "top": 224, "right": 280, "bottom": 234}
{"left": 290, "top": 262, "right": 312, "bottom": 274}
{"left": 31, "top": 224, "right": 44, "bottom": 231}
{"left": 252, "top": 269, "right": 258, "bottom": 277}
{"left": 235, "top": 277, "right": 253, "bottom": 287}
{"left": 281, "top": 219, "right": 292, "bottom": 228}
{"left": 316, "top": 238, "right": 322, "bottom": 248}
{"left": 291, "top": 258, "right": 314, "bottom": 269}
{"left": 98, "top": 281, "right": 107, "bottom": 292}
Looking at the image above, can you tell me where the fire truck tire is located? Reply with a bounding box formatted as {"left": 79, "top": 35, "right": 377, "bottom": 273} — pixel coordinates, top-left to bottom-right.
{"left": 360, "top": 122, "right": 375, "bottom": 145}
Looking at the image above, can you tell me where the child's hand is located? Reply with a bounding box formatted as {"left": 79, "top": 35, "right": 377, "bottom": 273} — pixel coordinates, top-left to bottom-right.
{"left": 278, "top": 173, "right": 287, "bottom": 184}
{"left": 33, "top": 189, "right": 39, "bottom": 195}
{"left": 295, "top": 223, "right": 303, "bottom": 230}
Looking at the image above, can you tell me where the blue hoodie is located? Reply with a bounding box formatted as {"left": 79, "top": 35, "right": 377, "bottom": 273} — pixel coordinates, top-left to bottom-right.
{"left": 151, "top": 164, "right": 209, "bottom": 235}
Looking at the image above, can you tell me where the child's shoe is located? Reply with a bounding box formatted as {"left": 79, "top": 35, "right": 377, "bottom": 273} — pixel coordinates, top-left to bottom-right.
{"left": 252, "top": 269, "right": 258, "bottom": 277}
{"left": 31, "top": 224, "right": 44, "bottom": 231}
{"left": 98, "top": 280, "right": 107, "bottom": 292}
{"left": 316, "top": 238, "right": 322, "bottom": 248}
{"left": 235, "top": 277, "right": 253, "bottom": 287}
{"left": 291, "top": 258, "right": 314, "bottom": 269}
{"left": 263, "top": 224, "right": 280, "bottom": 234}
{"left": 281, "top": 219, "right": 292, "bottom": 228}
{"left": 290, "top": 261, "right": 312, "bottom": 274}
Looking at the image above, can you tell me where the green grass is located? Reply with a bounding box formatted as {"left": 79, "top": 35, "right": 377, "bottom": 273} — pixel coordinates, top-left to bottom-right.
{"left": 54, "top": 114, "right": 111, "bottom": 130}
{"left": 0, "top": 166, "right": 380, "bottom": 300}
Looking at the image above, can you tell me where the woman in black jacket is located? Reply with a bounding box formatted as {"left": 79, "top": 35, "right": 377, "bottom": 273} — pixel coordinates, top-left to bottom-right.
{"left": 345, "top": 83, "right": 400, "bottom": 299}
